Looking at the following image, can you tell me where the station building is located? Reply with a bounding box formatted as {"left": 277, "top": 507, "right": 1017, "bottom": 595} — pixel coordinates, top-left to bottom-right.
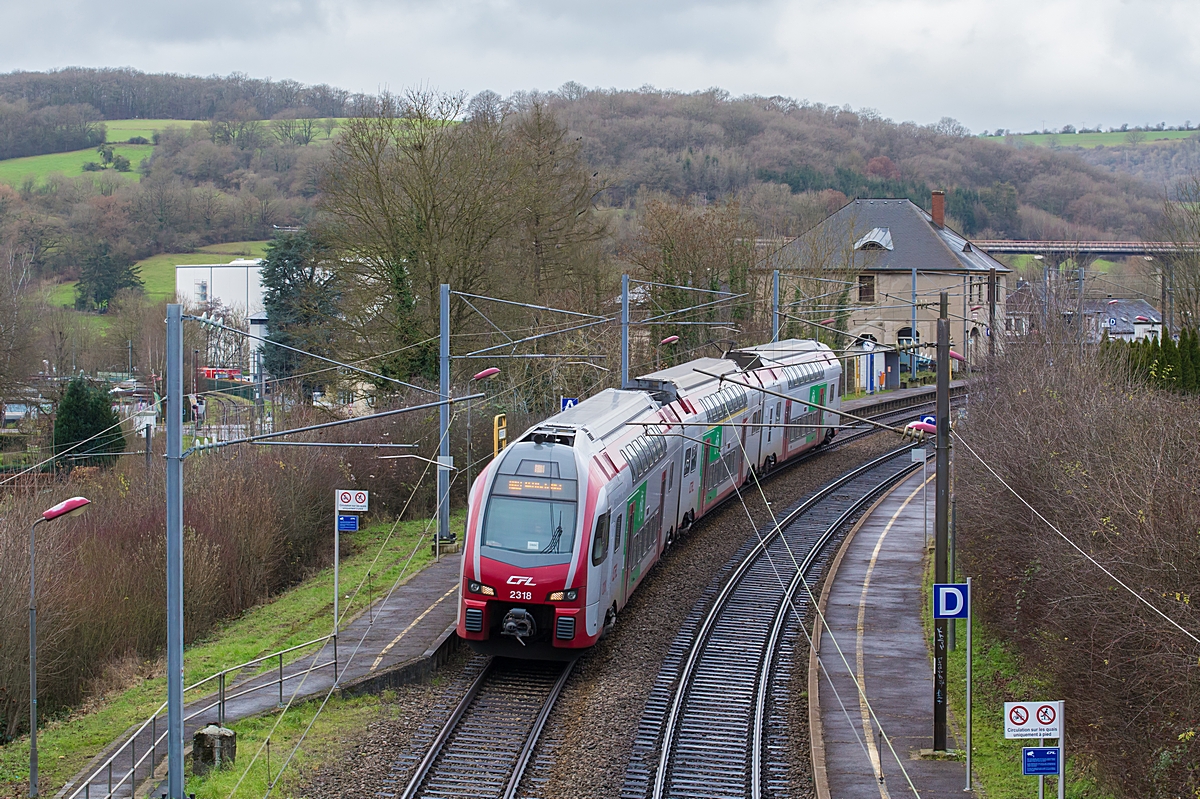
{"left": 774, "top": 192, "right": 1012, "bottom": 391}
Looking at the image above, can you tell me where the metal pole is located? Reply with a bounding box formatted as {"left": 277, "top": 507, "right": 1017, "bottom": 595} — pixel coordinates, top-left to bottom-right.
{"left": 465, "top": 396, "right": 472, "bottom": 538}
{"left": 934, "top": 294, "right": 950, "bottom": 752}
{"left": 772, "top": 270, "right": 780, "bottom": 342}
{"left": 621, "top": 274, "right": 630, "bottom": 389}
{"left": 145, "top": 424, "right": 152, "bottom": 476}
{"left": 165, "top": 304, "right": 184, "bottom": 799}
{"left": 333, "top": 514, "right": 339, "bottom": 686}
{"left": 948, "top": 497, "right": 956, "bottom": 650}
{"left": 965, "top": 576, "right": 973, "bottom": 792}
{"left": 437, "top": 284, "right": 451, "bottom": 544}
{"left": 29, "top": 517, "right": 46, "bottom": 798}
{"left": 1058, "top": 701, "right": 1066, "bottom": 799}
{"left": 988, "top": 268, "right": 997, "bottom": 358}
{"left": 911, "top": 266, "right": 918, "bottom": 375}
{"left": 1039, "top": 737, "right": 1045, "bottom": 799}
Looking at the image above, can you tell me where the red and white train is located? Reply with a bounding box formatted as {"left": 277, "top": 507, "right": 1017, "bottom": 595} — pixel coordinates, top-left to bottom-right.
{"left": 457, "top": 339, "right": 843, "bottom": 657}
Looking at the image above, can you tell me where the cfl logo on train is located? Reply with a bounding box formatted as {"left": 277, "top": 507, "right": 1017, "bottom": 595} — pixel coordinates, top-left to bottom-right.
{"left": 507, "top": 576, "right": 538, "bottom": 586}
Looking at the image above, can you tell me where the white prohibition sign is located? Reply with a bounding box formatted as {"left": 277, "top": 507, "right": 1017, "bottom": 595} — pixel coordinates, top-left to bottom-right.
{"left": 1036, "top": 704, "right": 1056, "bottom": 725}
{"left": 1004, "top": 700, "right": 1063, "bottom": 739}
{"left": 1009, "top": 705, "right": 1029, "bottom": 726}
{"left": 336, "top": 489, "right": 369, "bottom": 512}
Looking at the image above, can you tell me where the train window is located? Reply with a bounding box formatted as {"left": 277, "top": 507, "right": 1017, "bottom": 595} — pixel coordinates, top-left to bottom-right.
{"left": 483, "top": 497, "right": 578, "bottom": 555}
{"left": 613, "top": 514, "right": 623, "bottom": 551}
{"left": 669, "top": 461, "right": 675, "bottom": 490}
{"left": 591, "top": 512, "right": 610, "bottom": 566}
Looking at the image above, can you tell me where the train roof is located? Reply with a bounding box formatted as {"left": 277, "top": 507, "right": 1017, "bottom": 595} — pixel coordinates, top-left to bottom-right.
{"left": 636, "top": 357, "right": 737, "bottom": 395}
{"left": 544, "top": 388, "right": 659, "bottom": 444}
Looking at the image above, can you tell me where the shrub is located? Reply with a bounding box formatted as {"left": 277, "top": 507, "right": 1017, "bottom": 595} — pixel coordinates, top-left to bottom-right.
{"left": 958, "top": 342, "right": 1200, "bottom": 797}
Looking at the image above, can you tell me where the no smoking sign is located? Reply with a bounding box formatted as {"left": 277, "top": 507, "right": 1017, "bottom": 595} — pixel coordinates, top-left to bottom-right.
{"left": 336, "top": 489, "right": 369, "bottom": 512}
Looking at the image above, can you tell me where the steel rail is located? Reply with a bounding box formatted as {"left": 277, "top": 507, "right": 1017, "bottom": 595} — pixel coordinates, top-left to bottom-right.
{"left": 749, "top": 452, "right": 925, "bottom": 798}
{"left": 399, "top": 657, "right": 574, "bottom": 799}
{"left": 650, "top": 445, "right": 917, "bottom": 799}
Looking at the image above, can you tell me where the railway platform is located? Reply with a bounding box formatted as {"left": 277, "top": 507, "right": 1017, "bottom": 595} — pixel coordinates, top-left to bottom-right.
{"left": 810, "top": 466, "right": 973, "bottom": 799}
{"left": 59, "top": 553, "right": 462, "bottom": 799}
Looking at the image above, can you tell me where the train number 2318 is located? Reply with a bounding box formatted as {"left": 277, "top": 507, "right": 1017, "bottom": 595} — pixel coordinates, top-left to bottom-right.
{"left": 508, "top": 589, "right": 533, "bottom": 600}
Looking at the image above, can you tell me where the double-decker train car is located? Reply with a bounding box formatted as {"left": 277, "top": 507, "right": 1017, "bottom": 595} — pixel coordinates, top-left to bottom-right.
{"left": 457, "top": 339, "right": 842, "bottom": 658}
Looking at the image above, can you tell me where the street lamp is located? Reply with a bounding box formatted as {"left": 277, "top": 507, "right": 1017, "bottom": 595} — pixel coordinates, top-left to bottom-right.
{"left": 29, "top": 496, "right": 90, "bottom": 797}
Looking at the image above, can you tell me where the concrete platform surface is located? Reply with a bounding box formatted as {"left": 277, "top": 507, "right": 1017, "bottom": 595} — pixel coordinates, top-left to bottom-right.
{"left": 810, "top": 467, "right": 973, "bottom": 799}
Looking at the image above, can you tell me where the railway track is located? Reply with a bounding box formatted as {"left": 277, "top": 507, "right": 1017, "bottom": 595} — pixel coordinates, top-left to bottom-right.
{"left": 622, "top": 445, "right": 923, "bottom": 799}
{"left": 400, "top": 390, "right": 955, "bottom": 799}
{"left": 399, "top": 656, "right": 573, "bottom": 799}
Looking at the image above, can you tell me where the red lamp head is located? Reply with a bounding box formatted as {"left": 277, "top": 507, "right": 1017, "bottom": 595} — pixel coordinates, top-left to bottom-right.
{"left": 1108, "top": 299, "right": 1120, "bottom": 305}
{"left": 42, "top": 496, "right": 90, "bottom": 522}
{"left": 970, "top": 305, "right": 983, "bottom": 312}
{"left": 907, "top": 421, "right": 937, "bottom": 435}
{"left": 949, "top": 350, "right": 966, "bottom": 363}
{"left": 660, "top": 335, "right": 680, "bottom": 345}
{"left": 821, "top": 318, "right": 836, "bottom": 326}
{"left": 1135, "top": 316, "right": 1149, "bottom": 322}
{"left": 472, "top": 367, "right": 500, "bottom": 381}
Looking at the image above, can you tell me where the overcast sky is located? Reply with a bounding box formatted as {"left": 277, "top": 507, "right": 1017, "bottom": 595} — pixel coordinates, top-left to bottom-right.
{"left": 6, "top": 0, "right": 1199, "bottom": 133}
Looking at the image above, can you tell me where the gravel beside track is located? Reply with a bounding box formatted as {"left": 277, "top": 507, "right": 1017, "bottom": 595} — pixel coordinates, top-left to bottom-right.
{"left": 302, "top": 432, "right": 901, "bottom": 799}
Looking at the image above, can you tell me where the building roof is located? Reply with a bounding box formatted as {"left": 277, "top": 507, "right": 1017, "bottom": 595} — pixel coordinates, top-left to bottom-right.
{"left": 1083, "top": 298, "right": 1161, "bottom": 335}
{"left": 781, "top": 198, "right": 1013, "bottom": 274}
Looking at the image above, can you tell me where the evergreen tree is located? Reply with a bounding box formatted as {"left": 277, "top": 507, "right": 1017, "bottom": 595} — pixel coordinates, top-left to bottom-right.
{"left": 260, "top": 232, "right": 339, "bottom": 399}
{"left": 54, "top": 377, "right": 126, "bottom": 467}
{"left": 1185, "top": 326, "right": 1195, "bottom": 391}
{"left": 1162, "top": 334, "right": 1183, "bottom": 390}
{"left": 74, "top": 241, "right": 142, "bottom": 311}
{"left": 1180, "top": 328, "right": 1197, "bottom": 393}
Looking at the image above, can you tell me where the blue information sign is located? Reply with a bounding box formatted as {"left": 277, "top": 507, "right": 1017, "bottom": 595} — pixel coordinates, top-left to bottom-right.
{"left": 561, "top": 397, "right": 579, "bottom": 411}
{"left": 337, "top": 514, "right": 359, "bottom": 532}
{"left": 1022, "top": 747, "right": 1060, "bottom": 776}
{"left": 933, "top": 583, "right": 970, "bottom": 619}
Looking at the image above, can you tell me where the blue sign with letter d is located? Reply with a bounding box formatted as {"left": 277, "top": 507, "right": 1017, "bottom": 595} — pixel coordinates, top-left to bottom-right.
{"left": 933, "top": 583, "right": 970, "bottom": 619}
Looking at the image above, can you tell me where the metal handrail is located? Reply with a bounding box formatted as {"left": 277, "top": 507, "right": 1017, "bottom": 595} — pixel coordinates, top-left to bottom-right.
{"left": 65, "top": 634, "right": 336, "bottom": 799}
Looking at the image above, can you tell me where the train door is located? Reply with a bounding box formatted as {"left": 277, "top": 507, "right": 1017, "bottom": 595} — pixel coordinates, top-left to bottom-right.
{"left": 656, "top": 470, "right": 668, "bottom": 552}
{"left": 611, "top": 512, "right": 624, "bottom": 608}
{"left": 808, "top": 384, "right": 826, "bottom": 445}
{"left": 622, "top": 483, "right": 647, "bottom": 604}
{"left": 700, "top": 426, "right": 722, "bottom": 510}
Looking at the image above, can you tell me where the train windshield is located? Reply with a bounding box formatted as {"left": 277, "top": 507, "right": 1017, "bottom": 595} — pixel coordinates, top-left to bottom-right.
{"left": 479, "top": 441, "right": 580, "bottom": 565}
{"left": 482, "top": 496, "right": 578, "bottom": 555}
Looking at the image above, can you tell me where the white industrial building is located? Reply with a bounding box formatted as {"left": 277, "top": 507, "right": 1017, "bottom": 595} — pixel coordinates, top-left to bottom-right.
{"left": 175, "top": 259, "right": 268, "bottom": 380}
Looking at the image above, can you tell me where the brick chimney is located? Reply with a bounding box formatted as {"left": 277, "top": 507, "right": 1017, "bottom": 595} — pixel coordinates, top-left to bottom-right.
{"left": 931, "top": 190, "right": 945, "bottom": 228}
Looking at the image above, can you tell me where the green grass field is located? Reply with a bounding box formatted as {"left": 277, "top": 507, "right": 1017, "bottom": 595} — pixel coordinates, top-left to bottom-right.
{"left": 1002, "top": 130, "right": 1199, "bottom": 149}
{"left": 47, "top": 240, "right": 271, "bottom": 308}
{"left": 103, "top": 118, "right": 200, "bottom": 141}
{"left": 0, "top": 143, "right": 154, "bottom": 187}
{"left": 0, "top": 509, "right": 452, "bottom": 796}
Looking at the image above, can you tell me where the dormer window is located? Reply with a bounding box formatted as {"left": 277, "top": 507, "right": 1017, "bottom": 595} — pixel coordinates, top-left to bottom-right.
{"left": 854, "top": 227, "right": 893, "bottom": 251}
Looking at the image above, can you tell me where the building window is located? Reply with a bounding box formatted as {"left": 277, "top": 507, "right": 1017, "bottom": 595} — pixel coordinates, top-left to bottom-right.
{"left": 194, "top": 280, "right": 208, "bottom": 304}
{"left": 858, "top": 275, "right": 875, "bottom": 304}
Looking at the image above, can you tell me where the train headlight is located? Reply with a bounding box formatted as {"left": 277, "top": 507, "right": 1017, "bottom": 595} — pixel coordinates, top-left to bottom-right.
{"left": 548, "top": 588, "right": 578, "bottom": 601}
{"left": 467, "top": 580, "right": 496, "bottom": 596}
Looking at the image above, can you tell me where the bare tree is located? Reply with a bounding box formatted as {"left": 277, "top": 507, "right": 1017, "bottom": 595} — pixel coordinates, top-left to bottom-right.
{"left": 0, "top": 240, "right": 36, "bottom": 399}
{"left": 1160, "top": 170, "right": 1200, "bottom": 330}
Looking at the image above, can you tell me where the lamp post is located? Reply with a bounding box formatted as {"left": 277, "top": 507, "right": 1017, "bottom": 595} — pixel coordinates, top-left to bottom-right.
{"left": 29, "top": 496, "right": 91, "bottom": 797}
{"left": 658, "top": 335, "right": 679, "bottom": 370}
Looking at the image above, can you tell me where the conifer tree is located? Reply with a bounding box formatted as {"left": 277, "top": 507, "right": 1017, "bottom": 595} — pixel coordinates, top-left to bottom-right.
{"left": 1179, "top": 328, "right": 1195, "bottom": 392}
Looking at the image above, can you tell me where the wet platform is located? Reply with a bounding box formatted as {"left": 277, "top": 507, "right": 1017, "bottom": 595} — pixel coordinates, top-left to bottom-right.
{"left": 810, "top": 466, "right": 974, "bottom": 799}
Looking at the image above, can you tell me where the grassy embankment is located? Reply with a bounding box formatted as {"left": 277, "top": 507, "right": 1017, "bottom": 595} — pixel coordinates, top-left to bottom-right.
{"left": 0, "top": 510, "right": 456, "bottom": 796}
{"left": 922, "top": 551, "right": 1111, "bottom": 798}
{"left": 0, "top": 144, "right": 154, "bottom": 187}
{"left": 1003, "top": 130, "right": 1197, "bottom": 149}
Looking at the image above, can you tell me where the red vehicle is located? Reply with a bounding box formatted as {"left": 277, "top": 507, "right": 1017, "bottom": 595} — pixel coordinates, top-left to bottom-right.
{"left": 457, "top": 340, "right": 842, "bottom": 657}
